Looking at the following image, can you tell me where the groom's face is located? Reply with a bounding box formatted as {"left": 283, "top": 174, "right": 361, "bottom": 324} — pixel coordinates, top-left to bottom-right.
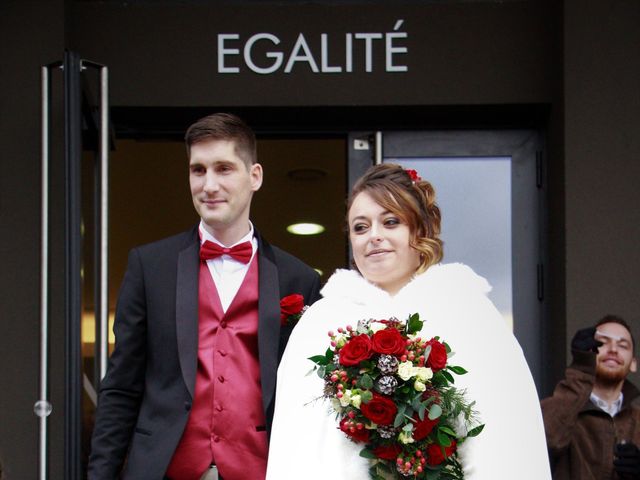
{"left": 189, "top": 138, "right": 263, "bottom": 238}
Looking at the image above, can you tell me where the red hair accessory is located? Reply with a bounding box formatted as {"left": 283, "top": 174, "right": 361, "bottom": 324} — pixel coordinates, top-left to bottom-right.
{"left": 405, "top": 168, "right": 421, "bottom": 182}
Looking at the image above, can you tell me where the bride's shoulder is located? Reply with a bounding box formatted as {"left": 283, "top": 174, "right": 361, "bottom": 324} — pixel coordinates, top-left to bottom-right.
{"left": 319, "top": 269, "right": 383, "bottom": 304}
{"left": 412, "top": 263, "right": 492, "bottom": 296}
{"left": 321, "top": 269, "right": 367, "bottom": 293}
{"left": 294, "top": 292, "right": 351, "bottom": 331}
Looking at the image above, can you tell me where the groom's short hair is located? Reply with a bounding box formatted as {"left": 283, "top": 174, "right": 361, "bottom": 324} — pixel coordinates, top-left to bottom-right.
{"left": 185, "top": 112, "right": 257, "bottom": 167}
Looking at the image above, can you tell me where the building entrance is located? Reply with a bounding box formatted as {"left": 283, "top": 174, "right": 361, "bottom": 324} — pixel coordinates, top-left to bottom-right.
{"left": 39, "top": 61, "right": 546, "bottom": 477}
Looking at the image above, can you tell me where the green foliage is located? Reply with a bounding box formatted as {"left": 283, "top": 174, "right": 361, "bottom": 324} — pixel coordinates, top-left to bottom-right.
{"left": 308, "top": 355, "right": 327, "bottom": 363}
{"left": 370, "top": 460, "right": 393, "bottom": 480}
{"left": 394, "top": 404, "right": 408, "bottom": 428}
{"left": 407, "top": 312, "right": 424, "bottom": 335}
{"left": 428, "top": 403, "right": 443, "bottom": 420}
{"left": 360, "top": 448, "right": 377, "bottom": 459}
{"left": 438, "top": 425, "right": 457, "bottom": 437}
{"left": 308, "top": 347, "right": 334, "bottom": 366}
{"left": 359, "top": 373, "right": 374, "bottom": 389}
{"left": 436, "top": 429, "right": 452, "bottom": 447}
{"left": 439, "top": 370, "right": 455, "bottom": 384}
{"left": 467, "top": 424, "right": 485, "bottom": 437}
{"left": 448, "top": 366, "right": 467, "bottom": 375}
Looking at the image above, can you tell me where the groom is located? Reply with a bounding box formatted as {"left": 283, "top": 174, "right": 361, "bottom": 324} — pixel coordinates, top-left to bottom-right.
{"left": 88, "top": 113, "right": 321, "bottom": 480}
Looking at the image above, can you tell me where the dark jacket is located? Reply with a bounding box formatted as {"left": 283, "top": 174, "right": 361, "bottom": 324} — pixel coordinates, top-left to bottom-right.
{"left": 88, "top": 226, "right": 321, "bottom": 479}
{"left": 541, "top": 350, "right": 640, "bottom": 480}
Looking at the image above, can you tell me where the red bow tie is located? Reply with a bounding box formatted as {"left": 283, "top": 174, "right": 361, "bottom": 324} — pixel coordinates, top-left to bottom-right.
{"left": 200, "top": 240, "right": 253, "bottom": 263}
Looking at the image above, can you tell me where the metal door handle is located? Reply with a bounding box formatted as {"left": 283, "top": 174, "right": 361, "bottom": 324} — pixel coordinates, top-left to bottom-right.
{"left": 36, "top": 61, "right": 59, "bottom": 480}
{"left": 98, "top": 64, "right": 110, "bottom": 381}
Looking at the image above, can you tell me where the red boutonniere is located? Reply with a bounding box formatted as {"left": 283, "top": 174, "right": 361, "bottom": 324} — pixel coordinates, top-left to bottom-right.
{"left": 280, "top": 294, "right": 308, "bottom": 326}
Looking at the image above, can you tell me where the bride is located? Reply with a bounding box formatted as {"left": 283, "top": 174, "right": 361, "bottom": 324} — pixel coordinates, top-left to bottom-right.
{"left": 266, "top": 163, "right": 550, "bottom": 479}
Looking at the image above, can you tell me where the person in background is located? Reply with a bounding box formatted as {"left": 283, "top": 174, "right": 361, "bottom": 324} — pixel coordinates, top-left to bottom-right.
{"left": 542, "top": 315, "right": 640, "bottom": 479}
{"left": 88, "top": 113, "right": 321, "bottom": 480}
{"left": 266, "top": 163, "right": 551, "bottom": 479}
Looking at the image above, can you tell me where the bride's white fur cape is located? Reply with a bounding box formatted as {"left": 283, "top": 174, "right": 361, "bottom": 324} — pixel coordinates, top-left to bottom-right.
{"left": 266, "top": 265, "right": 551, "bottom": 479}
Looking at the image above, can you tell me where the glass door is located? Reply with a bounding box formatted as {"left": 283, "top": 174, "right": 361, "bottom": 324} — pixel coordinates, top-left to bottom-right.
{"left": 347, "top": 130, "right": 546, "bottom": 392}
{"left": 39, "top": 51, "right": 110, "bottom": 480}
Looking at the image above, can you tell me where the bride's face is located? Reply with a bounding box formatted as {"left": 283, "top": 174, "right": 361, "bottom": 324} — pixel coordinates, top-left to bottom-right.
{"left": 348, "top": 191, "right": 421, "bottom": 295}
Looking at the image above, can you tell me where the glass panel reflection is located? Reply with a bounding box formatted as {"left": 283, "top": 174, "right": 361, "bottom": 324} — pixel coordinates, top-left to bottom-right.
{"left": 388, "top": 157, "right": 513, "bottom": 329}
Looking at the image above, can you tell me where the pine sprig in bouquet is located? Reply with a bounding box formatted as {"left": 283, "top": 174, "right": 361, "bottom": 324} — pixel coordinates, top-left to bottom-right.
{"left": 309, "top": 313, "right": 483, "bottom": 479}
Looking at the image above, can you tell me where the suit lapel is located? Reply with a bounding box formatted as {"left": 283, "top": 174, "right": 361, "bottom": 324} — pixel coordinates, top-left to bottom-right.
{"left": 175, "top": 229, "right": 200, "bottom": 399}
{"left": 256, "top": 233, "right": 281, "bottom": 415}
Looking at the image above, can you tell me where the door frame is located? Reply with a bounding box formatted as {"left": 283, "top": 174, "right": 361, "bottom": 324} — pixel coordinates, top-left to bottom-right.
{"left": 380, "top": 129, "right": 547, "bottom": 392}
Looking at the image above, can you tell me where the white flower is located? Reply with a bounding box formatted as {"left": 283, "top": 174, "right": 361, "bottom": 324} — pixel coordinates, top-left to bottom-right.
{"left": 356, "top": 319, "right": 371, "bottom": 334}
{"left": 415, "top": 367, "right": 433, "bottom": 382}
{"left": 370, "top": 321, "right": 388, "bottom": 333}
{"left": 350, "top": 394, "right": 362, "bottom": 409}
{"left": 414, "top": 380, "right": 426, "bottom": 392}
{"left": 335, "top": 335, "right": 348, "bottom": 348}
{"left": 397, "top": 361, "right": 416, "bottom": 381}
{"left": 399, "top": 430, "right": 415, "bottom": 444}
{"left": 339, "top": 389, "right": 353, "bottom": 407}
{"left": 331, "top": 398, "right": 344, "bottom": 413}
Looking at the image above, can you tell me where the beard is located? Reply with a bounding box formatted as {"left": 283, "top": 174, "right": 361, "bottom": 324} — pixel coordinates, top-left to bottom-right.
{"left": 595, "top": 361, "right": 629, "bottom": 386}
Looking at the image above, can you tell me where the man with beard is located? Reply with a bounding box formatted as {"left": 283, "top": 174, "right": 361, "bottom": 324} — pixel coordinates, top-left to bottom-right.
{"left": 542, "top": 315, "right": 640, "bottom": 479}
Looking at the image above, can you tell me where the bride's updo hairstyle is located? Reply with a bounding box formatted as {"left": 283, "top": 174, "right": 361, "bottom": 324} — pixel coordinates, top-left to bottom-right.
{"left": 347, "top": 163, "right": 443, "bottom": 273}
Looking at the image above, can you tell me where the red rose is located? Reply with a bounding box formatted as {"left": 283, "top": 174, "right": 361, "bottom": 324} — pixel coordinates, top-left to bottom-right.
{"left": 339, "top": 417, "right": 370, "bottom": 443}
{"left": 426, "top": 338, "right": 447, "bottom": 372}
{"left": 280, "top": 294, "right": 305, "bottom": 325}
{"left": 426, "top": 441, "right": 457, "bottom": 466}
{"left": 339, "top": 334, "right": 373, "bottom": 366}
{"left": 371, "top": 328, "right": 406, "bottom": 356}
{"left": 373, "top": 443, "right": 402, "bottom": 461}
{"left": 360, "top": 392, "right": 397, "bottom": 426}
{"left": 412, "top": 415, "right": 439, "bottom": 441}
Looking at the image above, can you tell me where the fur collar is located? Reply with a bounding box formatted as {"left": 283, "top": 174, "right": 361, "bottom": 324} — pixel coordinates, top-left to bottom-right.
{"left": 320, "top": 263, "right": 491, "bottom": 309}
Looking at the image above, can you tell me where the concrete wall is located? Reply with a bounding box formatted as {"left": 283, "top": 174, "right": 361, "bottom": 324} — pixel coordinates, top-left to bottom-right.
{"left": 564, "top": 0, "right": 640, "bottom": 376}
{"left": 67, "top": 1, "right": 555, "bottom": 107}
{"left": 0, "top": 2, "right": 66, "bottom": 478}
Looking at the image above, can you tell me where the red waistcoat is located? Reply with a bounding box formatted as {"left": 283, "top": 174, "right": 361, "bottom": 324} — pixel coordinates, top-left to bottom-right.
{"left": 166, "top": 256, "right": 268, "bottom": 480}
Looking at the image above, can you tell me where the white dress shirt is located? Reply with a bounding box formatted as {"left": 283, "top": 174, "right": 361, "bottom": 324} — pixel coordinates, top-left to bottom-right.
{"left": 590, "top": 391, "right": 624, "bottom": 417}
{"left": 199, "top": 221, "right": 258, "bottom": 313}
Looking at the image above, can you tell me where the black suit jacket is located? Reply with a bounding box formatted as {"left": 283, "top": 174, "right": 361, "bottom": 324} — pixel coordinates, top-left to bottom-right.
{"left": 88, "top": 226, "right": 321, "bottom": 479}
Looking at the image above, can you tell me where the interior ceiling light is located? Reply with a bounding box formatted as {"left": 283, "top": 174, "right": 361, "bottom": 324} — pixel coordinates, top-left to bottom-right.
{"left": 287, "top": 222, "right": 325, "bottom": 235}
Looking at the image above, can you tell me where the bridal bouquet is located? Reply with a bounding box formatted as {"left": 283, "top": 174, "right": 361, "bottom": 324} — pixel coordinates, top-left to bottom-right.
{"left": 309, "top": 313, "right": 483, "bottom": 479}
